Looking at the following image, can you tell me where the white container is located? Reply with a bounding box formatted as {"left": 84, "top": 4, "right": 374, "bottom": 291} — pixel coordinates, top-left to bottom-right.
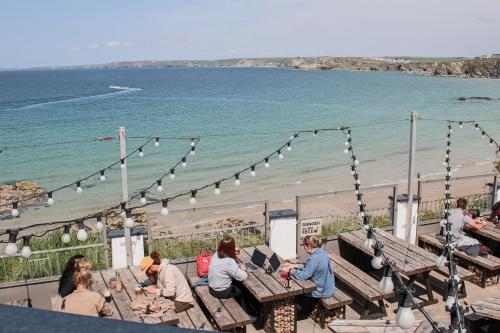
{"left": 111, "top": 234, "right": 145, "bottom": 269}
{"left": 268, "top": 209, "right": 297, "bottom": 260}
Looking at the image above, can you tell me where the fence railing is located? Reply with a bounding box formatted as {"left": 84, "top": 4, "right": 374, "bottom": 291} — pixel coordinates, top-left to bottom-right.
{"left": 418, "top": 191, "right": 490, "bottom": 222}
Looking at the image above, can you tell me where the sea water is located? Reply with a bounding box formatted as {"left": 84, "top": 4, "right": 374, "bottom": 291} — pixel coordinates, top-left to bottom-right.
{"left": 1, "top": 67, "right": 499, "bottom": 225}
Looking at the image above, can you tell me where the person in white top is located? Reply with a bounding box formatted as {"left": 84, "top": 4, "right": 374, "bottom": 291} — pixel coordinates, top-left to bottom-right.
{"left": 446, "top": 197, "right": 487, "bottom": 250}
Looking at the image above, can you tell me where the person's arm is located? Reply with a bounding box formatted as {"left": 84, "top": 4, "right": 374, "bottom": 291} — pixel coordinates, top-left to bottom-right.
{"left": 291, "top": 256, "right": 319, "bottom": 281}
{"left": 464, "top": 214, "right": 487, "bottom": 230}
{"left": 228, "top": 259, "right": 248, "bottom": 281}
{"left": 157, "top": 266, "right": 176, "bottom": 298}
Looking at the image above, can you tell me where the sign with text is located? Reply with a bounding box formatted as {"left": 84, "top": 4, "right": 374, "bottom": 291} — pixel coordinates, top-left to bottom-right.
{"left": 300, "top": 218, "right": 322, "bottom": 237}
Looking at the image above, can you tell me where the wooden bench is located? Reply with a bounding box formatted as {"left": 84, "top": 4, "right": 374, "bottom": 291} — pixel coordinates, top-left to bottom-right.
{"left": 318, "top": 289, "right": 352, "bottom": 329}
{"left": 329, "top": 253, "right": 393, "bottom": 320}
{"left": 329, "top": 319, "right": 427, "bottom": 333}
{"left": 434, "top": 265, "right": 475, "bottom": 298}
{"left": 419, "top": 233, "right": 500, "bottom": 288}
{"left": 187, "top": 273, "right": 252, "bottom": 332}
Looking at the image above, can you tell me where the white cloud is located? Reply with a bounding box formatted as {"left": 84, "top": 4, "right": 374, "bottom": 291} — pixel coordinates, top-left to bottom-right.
{"left": 107, "top": 40, "right": 134, "bottom": 48}
{"left": 71, "top": 46, "right": 81, "bottom": 52}
{"left": 88, "top": 43, "right": 100, "bottom": 49}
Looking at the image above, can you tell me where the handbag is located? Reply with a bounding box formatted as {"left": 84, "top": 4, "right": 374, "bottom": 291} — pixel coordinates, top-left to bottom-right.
{"left": 196, "top": 251, "right": 212, "bottom": 277}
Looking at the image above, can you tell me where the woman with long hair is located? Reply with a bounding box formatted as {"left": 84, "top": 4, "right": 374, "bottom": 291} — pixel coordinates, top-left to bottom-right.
{"left": 58, "top": 254, "right": 85, "bottom": 297}
{"left": 61, "top": 258, "right": 113, "bottom": 317}
{"left": 140, "top": 250, "right": 194, "bottom": 313}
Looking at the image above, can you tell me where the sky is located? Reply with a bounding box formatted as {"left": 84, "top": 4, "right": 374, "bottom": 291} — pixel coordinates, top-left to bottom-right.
{"left": 1, "top": 0, "right": 499, "bottom": 68}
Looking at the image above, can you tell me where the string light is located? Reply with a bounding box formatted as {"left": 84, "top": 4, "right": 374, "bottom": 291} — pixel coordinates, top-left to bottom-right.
{"left": 181, "top": 157, "right": 187, "bottom": 168}
{"left": 371, "top": 242, "right": 384, "bottom": 269}
{"left": 313, "top": 130, "right": 318, "bottom": 136}
{"left": 4, "top": 230, "right": 18, "bottom": 256}
{"left": 61, "top": 225, "right": 71, "bottom": 244}
{"left": 214, "top": 182, "right": 221, "bottom": 196}
{"left": 157, "top": 180, "right": 163, "bottom": 192}
{"left": 11, "top": 202, "right": 19, "bottom": 217}
{"left": 364, "top": 228, "right": 375, "bottom": 248}
{"left": 120, "top": 202, "right": 127, "bottom": 217}
{"left": 234, "top": 173, "right": 241, "bottom": 186}
{"left": 20, "top": 236, "right": 32, "bottom": 258}
{"left": 459, "top": 122, "right": 463, "bottom": 128}
{"left": 190, "top": 138, "right": 195, "bottom": 147}
{"left": 140, "top": 192, "right": 147, "bottom": 204}
{"left": 379, "top": 264, "right": 394, "bottom": 293}
{"left": 264, "top": 158, "right": 270, "bottom": 168}
{"left": 100, "top": 170, "right": 106, "bottom": 181}
{"left": 250, "top": 165, "right": 256, "bottom": 177}
{"left": 155, "top": 137, "right": 160, "bottom": 147}
{"left": 190, "top": 146, "right": 196, "bottom": 155}
{"left": 169, "top": 169, "right": 175, "bottom": 180}
{"left": 189, "top": 190, "right": 197, "bottom": 205}
{"left": 160, "top": 199, "right": 169, "bottom": 215}
{"left": 125, "top": 209, "right": 134, "bottom": 228}
{"left": 445, "top": 280, "right": 456, "bottom": 309}
{"left": 95, "top": 215, "right": 104, "bottom": 232}
{"left": 120, "top": 158, "right": 126, "bottom": 169}
{"left": 76, "top": 181, "right": 83, "bottom": 193}
{"left": 396, "top": 290, "right": 416, "bottom": 329}
{"left": 138, "top": 147, "right": 144, "bottom": 158}
{"left": 76, "top": 221, "right": 88, "bottom": 241}
{"left": 286, "top": 142, "right": 292, "bottom": 151}
{"left": 278, "top": 150, "right": 284, "bottom": 159}
{"left": 47, "top": 192, "right": 54, "bottom": 206}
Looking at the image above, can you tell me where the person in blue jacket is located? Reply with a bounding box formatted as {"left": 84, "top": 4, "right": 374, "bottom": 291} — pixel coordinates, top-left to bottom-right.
{"left": 283, "top": 235, "right": 335, "bottom": 317}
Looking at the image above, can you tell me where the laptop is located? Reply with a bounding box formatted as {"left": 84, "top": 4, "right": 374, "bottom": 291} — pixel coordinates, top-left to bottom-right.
{"left": 243, "top": 249, "right": 266, "bottom": 272}
{"left": 268, "top": 253, "right": 282, "bottom": 273}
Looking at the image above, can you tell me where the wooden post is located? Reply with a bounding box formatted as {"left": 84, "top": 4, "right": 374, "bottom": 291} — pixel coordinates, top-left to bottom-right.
{"left": 405, "top": 112, "right": 417, "bottom": 242}
{"left": 102, "top": 216, "right": 110, "bottom": 269}
{"left": 264, "top": 201, "right": 270, "bottom": 245}
{"left": 119, "top": 127, "right": 133, "bottom": 267}
{"left": 390, "top": 186, "right": 397, "bottom": 228}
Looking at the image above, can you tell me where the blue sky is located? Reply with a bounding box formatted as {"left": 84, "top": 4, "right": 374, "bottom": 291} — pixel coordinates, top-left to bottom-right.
{"left": 1, "top": 0, "right": 499, "bottom": 68}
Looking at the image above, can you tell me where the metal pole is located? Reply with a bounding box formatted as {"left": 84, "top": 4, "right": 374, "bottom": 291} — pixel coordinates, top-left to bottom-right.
{"left": 295, "top": 195, "right": 301, "bottom": 256}
{"left": 119, "top": 127, "right": 133, "bottom": 267}
{"left": 390, "top": 186, "right": 397, "bottom": 227}
{"left": 102, "top": 216, "right": 110, "bottom": 269}
{"left": 491, "top": 175, "right": 498, "bottom": 208}
{"left": 264, "top": 201, "right": 270, "bottom": 245}
{"left": 405, "top": 112, "right": 417, "bottom": 243}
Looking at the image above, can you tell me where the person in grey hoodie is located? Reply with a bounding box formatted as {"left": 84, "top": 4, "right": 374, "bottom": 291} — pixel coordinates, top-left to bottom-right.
{"left": 208, "top": 236, "right": 248, "bottom": 308}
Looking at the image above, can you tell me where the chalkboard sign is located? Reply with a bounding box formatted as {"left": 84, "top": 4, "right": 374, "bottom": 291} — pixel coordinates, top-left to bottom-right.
{"left": 300, "top": 218, "right": 322, "bottom": 237}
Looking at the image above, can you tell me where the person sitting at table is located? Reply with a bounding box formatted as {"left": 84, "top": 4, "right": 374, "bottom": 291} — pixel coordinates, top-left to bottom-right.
{"left": 446, "top": 197, "right": 488, "bottom": 256}
{"left": 141, "top": 250, "right": 194, "bottom": 313}
{"left": 58, "top": 254, "right": 85, "bottom": 298}
{"left": 208, "top": 236, "right": 248, "bottom": 309}
{"left": 61, "top": 257, "right": 113, "bottom": 317}
{"left": 490, "top": 200, "right": 500, "bottom": 223}
{"left": 283, "top": 235, "right": 334, "bottom": 317}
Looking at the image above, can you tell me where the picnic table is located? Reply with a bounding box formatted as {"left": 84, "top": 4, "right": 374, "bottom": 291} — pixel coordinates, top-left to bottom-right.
{"left": 339, "top": 228, "right": 439, "bottom": 308}
{"left": 465, "top": 221, "right": 500, "bottom": 243}
{"left": 329, "top": 319, "right": 428, "bottom": 333}
{"left": 471, "top": 295, "right": 500, "bottom": 321}
{"left": 236, "top": 245, "right": 316, "bottom": 333}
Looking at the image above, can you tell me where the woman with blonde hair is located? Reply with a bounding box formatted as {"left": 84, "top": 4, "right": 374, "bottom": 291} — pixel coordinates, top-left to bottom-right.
{"left": 62, "top": 258, "right": 113, "bottom": 317}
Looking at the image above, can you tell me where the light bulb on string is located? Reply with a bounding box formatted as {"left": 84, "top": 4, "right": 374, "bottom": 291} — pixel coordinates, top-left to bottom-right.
{"left": 190, "top": 138, "right": 195, "bottom": 147}
{"left": 214, "top": 182, "right": 221, "bottom": 196}
{"left": 481, "top": 131, "right": 485, "bottom": 138}
{"left": 140, "top": 192, "right": 147, "bottom": 204}
{"left": 120, "top": 202, "right": 127, "bottom": 217}
{"left": 459, "top": 122, "right": 463, "bottom": 128}
{"left": 4, "top": 230, "right": 18, "bottom": 256}
{"left": 11, "top": 202, "right": 19, "bottom": 217}
{"left": 475, "top": 123, "right": 479, "bottom": 131}
{"left": 379, "top": 264, "right": 394, "bottom": 294}
{"left": 190, "top": 146, "right": 196, "bottom": 155}
{"left": 77, "top": 221, "right": 88, "bottom": 242}
{"left": 278, "top": 150, "right": 284, "bottom": 160}
{"left": 250, "top": 165, "right": 256, "bottom": 177}
{"left": 350, "top": 166, "right": 356, "bottom": 176}
{"left": 287, "top": 142, "right": 292, "bottom": 152}
{"left": 189, "top": 190, "right": 197, "bottom": 205}
{"left": 62, "top": 225, "right": 71, "bottom": 244}
{"left": 160, "top": 199, "right": 169, "bottom": 216}
{"left": 264, "top": 158, "right": 270, "bottom": 169}
{"left": 120, "top": 158, "right": 126, "bottom": 169}
{"left": 396, "top": 290, "right": 415, "bottom": 329}
{"left": 440, "top": 219, "right": 447, "bottom": 227}
{"left": 96, "top": 215, "right": 104, "bottom": 232}
{"left": 154, "top": 137, "right": 160, "bottom": 147}
{"left": 436, "top": 251, "right": 447, "bottom": 267}
{"left": 138, "top": 147, "right": 144, "bottom": 158}
{"left": 169, "top": 169, "right": 175, "bottom": 180}
{"left": 313, "top": 130, "right": 318, "bottom": 137}
{"left": 100, "top": 170, "right": 106, "bottom": 181}
{"left": 364, "top": 228, "right": 375, "bottom": 248}
{"left": 157, "top": 180, "right": 163, "bottom": 192}
{"left": 445, "top": 280, "right": 456, "bottom": 309}
{"left": 76, "top": 181, "right": 83, "bottom": 193}
{"left": 47, "top": 192, "right": 54, "bottom": 206}
{"left": 181, "top": 157, "right": 187, "bottom": 168}
{"left": 20, "top": 236, "right": 32, "bottom": 258}
{"left": 234, "top": 173, "right": 241, "bottom": 186}
{"left": 125, "top": 209, "right": 134, "bottom": 228}
{"left": 371, "top": 243, "right": 384, "bottom": 269}
{"left": 490, "top": 139, "right": 494, "bottom": 146}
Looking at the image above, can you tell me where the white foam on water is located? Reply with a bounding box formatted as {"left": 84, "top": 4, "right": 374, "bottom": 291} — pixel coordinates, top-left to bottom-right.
{"left": 109, "top": 85, "right": 142, "bottom": 91}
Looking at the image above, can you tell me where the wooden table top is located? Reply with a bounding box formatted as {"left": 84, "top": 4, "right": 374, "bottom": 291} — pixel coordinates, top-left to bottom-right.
{"left": 339, "top": 228, "right": 438, "bottom": 276}
{"left": 91, "top": 267, "right": 179, "bottom": 326}
{"left": 329, "top": 319, "right": 426, "bottom": 333}
{"left": 471, "top": 295, "right": 500, "bottom": 321}
{"left": 235, "top": 245, "right": 316, "bottom": 303}
{"left": 466, "top": 222, "right": 500, "bottom": 243}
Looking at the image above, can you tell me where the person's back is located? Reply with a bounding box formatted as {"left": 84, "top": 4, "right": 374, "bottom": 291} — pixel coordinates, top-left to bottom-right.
{"left": 208, "top": 252, "right": 247, "bottom": 291}
{"left": 62, "top": 289, "right": 107, "bottom": 317}
{"left": 158, "top": 260, "right": 194, "bottom": 304}
{"left": 295, "top": 248, "right": 334, "bottom": 298}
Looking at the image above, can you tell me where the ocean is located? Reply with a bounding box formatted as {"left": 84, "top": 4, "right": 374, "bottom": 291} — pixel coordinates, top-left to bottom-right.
{"left": 1, "top": 67, "right": 499, "bottom": 226}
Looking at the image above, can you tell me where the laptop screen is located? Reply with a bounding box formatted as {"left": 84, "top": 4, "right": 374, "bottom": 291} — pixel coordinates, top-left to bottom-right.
{"left": 251, "top": 249, "right": 266, "bottom": 268}
{"left": 269, "top": 253, "right": 281, "bottom": 272}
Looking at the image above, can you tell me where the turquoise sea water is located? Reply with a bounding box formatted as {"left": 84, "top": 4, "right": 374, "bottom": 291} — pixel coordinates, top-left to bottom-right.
{"left": 1, "top": 68, "right": 499, "bottom": 225}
